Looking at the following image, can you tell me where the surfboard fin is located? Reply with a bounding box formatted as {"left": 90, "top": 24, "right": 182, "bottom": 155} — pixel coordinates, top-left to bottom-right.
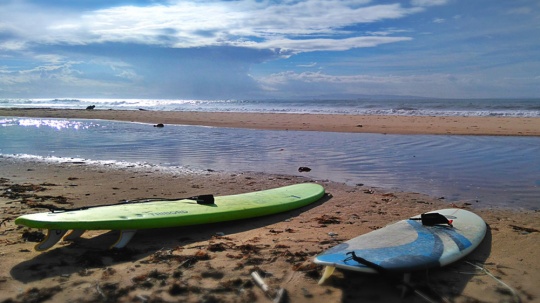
{"left": 318, "top": 266, "right": 336, "bottom": 285}
{"left": 63, "top": 229, "right": 86, "bottom": 241}
{"left": 399, "top": 273, "right": 412, "bottom": 298}
{"left": 35, "top": 229, "right": 68, "bottom": 251}
{"left": 110, "top": 230, "right": 137, "bottom": 249}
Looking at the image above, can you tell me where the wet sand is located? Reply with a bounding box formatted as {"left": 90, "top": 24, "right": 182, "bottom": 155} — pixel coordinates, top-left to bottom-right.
{"left": 0, "top": 109, "right": 539, "bottom": 302}
{"left": 1, "top": 107, "right": 540, "bottom": 136}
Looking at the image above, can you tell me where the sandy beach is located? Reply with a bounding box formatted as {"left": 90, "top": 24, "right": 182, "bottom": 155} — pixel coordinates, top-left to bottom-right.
{"left": 1, "top": 109, "right": 539, "bottom": 302}
{"left": 1, "top": 108, "right": 540, "bottom": 136}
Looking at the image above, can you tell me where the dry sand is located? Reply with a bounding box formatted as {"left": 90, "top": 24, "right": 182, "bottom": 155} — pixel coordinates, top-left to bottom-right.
{"left": 0, "top": 109, "right": 539, "bottom": 303}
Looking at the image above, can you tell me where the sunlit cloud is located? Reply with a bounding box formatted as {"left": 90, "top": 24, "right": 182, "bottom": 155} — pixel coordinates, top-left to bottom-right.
{"left": 410, "top": 0, "right": 448, "bottom": 7}
{"left": 1, "top": 1, "right": 420, "bottom": 53}
{"left": 506, "top": 7, "right": 533, "bottom": 15}
{"left": 297, "top": 62, "right": 318, "bottom": 68}
{"left": 254, "top": 70, "right": 532, "bottom": 98}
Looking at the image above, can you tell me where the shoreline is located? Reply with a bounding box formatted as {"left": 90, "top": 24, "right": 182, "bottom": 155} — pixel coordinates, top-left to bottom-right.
{"left": 1, "top": 107, "right": 540, "bottom": 136}
{"left": 0, "top": 158, "right": 538, "bottom": 302}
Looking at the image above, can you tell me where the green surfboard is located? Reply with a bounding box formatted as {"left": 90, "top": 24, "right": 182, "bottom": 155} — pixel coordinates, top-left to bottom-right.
{"left": 15, "top": 183, "right": 325, "bottom": 251}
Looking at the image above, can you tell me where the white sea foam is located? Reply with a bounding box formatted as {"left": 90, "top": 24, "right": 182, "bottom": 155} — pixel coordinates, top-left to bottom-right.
{"left": 1, "top": 98, "right": 539, "bottom": 117}
{"left": 0, "top": 153, "right": 208, "bottom": 176}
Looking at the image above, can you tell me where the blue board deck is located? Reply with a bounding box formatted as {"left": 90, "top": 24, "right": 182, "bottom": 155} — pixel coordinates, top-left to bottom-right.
{"left": 314, "top": 209, "right": 486, "bottom": 276}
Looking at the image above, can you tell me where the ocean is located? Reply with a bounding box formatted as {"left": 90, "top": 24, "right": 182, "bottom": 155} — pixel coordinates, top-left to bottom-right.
{"left": 1, "top": 97, "right": 539, "bottom": 117}
{"left": 1, "top": 98, "right": 539, "bottom": 210}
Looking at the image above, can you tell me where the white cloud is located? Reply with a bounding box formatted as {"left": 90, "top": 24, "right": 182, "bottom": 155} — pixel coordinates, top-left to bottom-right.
{"left": 410, "top": 0, "right": 448, "bottom": 7}
{"left": 297, "top": 62, "right": 318, "bottom": 68}
{"left": 366, "top": 28, "right": 411, "bottom": 36}
{"left": 0, "top": 63, "right": 140, "bottom": 97}
{"left": 0, "top": 0, "right": 420, "bottom": 54}
{"left": 506, "top": 7, "right": 533, "bottom": 15}
{"left": 254, "top": 71, "right": 508, "bottom": 98}
{"left": 33, "top": 54, "right": 66, "bottom": 64}
{"left": 256, "top": 36, "right": 413, "bottom": 56}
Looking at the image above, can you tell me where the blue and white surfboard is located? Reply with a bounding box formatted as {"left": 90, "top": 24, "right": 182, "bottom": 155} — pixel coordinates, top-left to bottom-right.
{"left": 314, "top": 209, "right": 486, "bottom": 282}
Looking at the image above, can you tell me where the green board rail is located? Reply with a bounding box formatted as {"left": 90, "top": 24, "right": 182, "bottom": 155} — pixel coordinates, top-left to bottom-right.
{"left": 15, "top": 183, "right": 325, "bottom": 250}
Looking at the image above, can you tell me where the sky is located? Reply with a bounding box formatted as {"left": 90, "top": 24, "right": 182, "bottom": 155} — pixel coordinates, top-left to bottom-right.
{"left": 0, "top": 0, "right": 539, "bottom": 100}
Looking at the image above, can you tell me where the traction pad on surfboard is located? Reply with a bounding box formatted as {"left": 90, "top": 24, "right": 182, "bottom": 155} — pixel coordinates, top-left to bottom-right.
{"left": 409, "top": 213, "right": 453, "bottom": 227}
{"left": 47, "top": 194, "right": 215, "bottom": 212}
